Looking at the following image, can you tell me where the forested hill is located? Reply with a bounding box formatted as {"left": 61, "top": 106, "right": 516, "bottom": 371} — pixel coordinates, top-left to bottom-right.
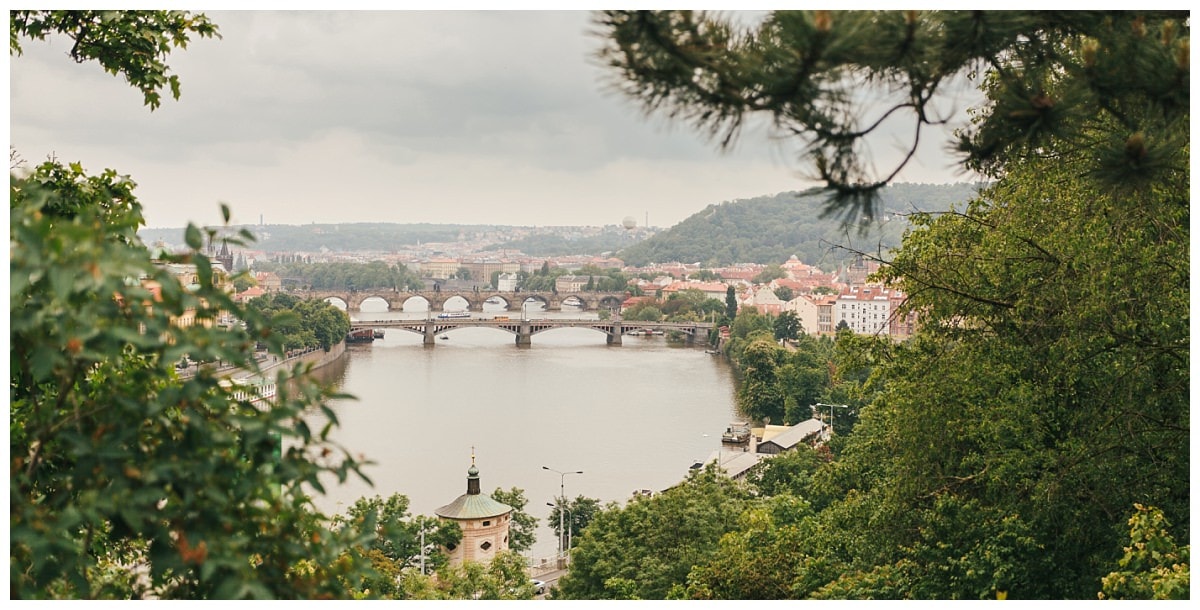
{"left": 617, "top": 182, "right": 984, "bottom": 268}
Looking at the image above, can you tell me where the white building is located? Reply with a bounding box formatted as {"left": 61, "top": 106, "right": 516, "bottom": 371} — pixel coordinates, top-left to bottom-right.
{"left": 496, "top": 272, "right": 519, "bottom": 292}
{"left": 834, "top": 285, "right": 893, "bottom": 335}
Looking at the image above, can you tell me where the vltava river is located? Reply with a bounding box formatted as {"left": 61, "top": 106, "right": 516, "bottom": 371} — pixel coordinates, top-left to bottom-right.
{"left": 306, "top": 302, "right": 739, "bottom": 558}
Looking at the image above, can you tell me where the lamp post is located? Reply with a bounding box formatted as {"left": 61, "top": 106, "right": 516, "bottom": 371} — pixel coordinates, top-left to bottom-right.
{"left": 813, "top": 403, "right": 849, "bottom": 440}
{"left": 542, "top": 465, "right": 582, "bottom": 561}
{"left": 547, "top": 502, "right": 575, "bottom": 554}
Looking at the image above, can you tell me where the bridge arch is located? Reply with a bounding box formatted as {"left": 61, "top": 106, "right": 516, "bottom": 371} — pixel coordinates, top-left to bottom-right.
{"left": 598, "top": 295, "right": 624, "bottom": 311}
{"left": 358, "top": 295, "right": 391, "bottom": 312}
{"left": 521, "top": 295, "right": 551, "bottom": 311}
{"left": 441, "top": 295, "right": 471, "bottom": 312}
{"left": 399, "top": 295, "right": 432, "bottom": 312}
{"left": 481, "top": 293, "right": 515, "bottom": 310}
{"left": 323, "top": 296, "right": 349, "bottom": 310}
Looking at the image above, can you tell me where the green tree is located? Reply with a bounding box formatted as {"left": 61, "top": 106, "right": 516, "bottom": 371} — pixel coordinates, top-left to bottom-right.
{"left": 752, "top": 264, "right": 787, "bottom": 284}
{"left": 773, "top": 310, "right": 801, "bottom": 342}
{"left": 624, "top": 303, "right": 663, "bottom": 322}
{"left": 773, "top": 285, "right": 794, "bottom": 303}
{"left": 594, "top": 10, "right": 1188, "bottom": 220}
{"left": 598, "top": 9, "right": 1188, "bottom": 600}
{"left": 724, "top": 285, "right": 738, "bottom": 319}
{"left": 1100, "top": 505, "right": 1190, "bottom": 600}
{"left": 549, "top": 495, "right": 602, "bottom": 550}
{"left": 11, "top": 10, "right": 220, "bottom": 110}
{"left": 555, "top": 465, "right": 753, "bottom": 599}
{"left": 232, "top": 273, "right": 257, "bottom": 293}
{"left": 331, "top": 494, "right": 460, "bottom": 597}
{"left": 10, "top": 11, "right": 382, "bottom": 599}
{"left": 734, "top": 336, "right": 786, "bottom": 423}
{"left": 490, "top": 487, "right": 538, "bottom": 553}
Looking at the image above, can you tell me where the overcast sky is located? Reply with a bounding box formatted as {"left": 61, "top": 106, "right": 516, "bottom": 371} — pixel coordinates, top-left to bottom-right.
{"left": 9, "top": 9, "right": 974, "bottom": 230}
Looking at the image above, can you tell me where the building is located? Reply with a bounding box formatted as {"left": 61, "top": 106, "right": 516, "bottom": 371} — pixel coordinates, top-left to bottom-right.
{"left": 434, "top": 459, "right": 513, "bottom": 566}
{"left": 834, "top": 285, "right": 893, "bottom": 335}
{"left": 554, "top": 275, "right": 592, "bottom": 293}
{"left": 461, "top": 258, "right": 521, "bottom": 283}
{"left": 659, "top": 280, "right": 730, "bottom": 303}
{"left": 700, "top": 449, "right": 768, "bottom": 481}
{"left": 496, "top": 272, "right": 519, "bottom": 292}
{"left": 784, "top": 293, "right": 822, "bottom": 336}
{"left": 422, "top": 257, "right": 462, "bottom": 280}
{"left": 254, "top": 271, "right": 282, "bottom": 292}
{"left": 755, "top": 419, "right": 825, "bottom": 455}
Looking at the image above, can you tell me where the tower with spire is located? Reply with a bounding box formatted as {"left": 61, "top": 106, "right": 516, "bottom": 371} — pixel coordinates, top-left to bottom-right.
{"left": 434, "top": 450, "right": 513, "bottom": 566}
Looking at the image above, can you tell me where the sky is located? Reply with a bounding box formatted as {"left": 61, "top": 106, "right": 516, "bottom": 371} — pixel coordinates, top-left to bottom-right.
{"left": 9, "top": 8, "right": 976, "bottom": 231}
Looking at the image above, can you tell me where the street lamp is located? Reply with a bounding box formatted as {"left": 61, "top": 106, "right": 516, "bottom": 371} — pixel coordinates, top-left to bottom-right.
{"left": 813, "top": 403, "right": 849, "bottom": 440}
{"left": 542, "top": 465, "right": 582, "bottom": 561}
{"left": 547, "top": 502, "right": 575, "bottom": 554}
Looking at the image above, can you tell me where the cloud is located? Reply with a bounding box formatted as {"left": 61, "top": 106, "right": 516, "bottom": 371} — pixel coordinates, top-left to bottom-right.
{"left": 9, "top": 10, "right": 969, "bottom": 230}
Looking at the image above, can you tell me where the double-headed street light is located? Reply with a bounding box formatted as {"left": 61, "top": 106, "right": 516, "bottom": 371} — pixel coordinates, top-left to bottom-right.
{"left": 542, "top": 465, "right": 582, "bottom": 560}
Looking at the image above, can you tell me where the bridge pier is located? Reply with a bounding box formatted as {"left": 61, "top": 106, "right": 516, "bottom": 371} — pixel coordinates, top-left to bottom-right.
{"left": 424, "top": 321, "right": 437, "bottom": 346}
{"left": 607, "top": 321, "right": 622, "bottom": 346}
{"left": 516, "top": 322, "right": 531, "bottom": 347}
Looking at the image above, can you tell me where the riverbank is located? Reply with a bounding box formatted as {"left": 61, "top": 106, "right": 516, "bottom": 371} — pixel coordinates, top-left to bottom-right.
{"left": 233, "top": 340, "right": 347, "bottom": 381}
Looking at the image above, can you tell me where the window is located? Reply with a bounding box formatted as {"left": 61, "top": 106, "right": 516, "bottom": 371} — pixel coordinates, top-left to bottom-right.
{"left": 481, "top": 541, "right": 492, "bottom": 551}
{"left": 482, "top": 520, "right": 491, "bottom": 526}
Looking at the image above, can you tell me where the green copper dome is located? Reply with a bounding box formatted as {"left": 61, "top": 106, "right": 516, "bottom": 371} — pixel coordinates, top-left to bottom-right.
{"left": 435, "top": 461, "right": 512, "bottom": 521}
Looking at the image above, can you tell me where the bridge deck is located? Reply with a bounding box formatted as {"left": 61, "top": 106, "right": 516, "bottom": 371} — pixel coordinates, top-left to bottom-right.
{"left": 349, "top": 318, "right": 714, "bottom": 346}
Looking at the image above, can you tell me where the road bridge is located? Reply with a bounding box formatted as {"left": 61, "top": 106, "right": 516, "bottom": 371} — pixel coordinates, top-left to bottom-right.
{"left": 295, "top": 289, "right": 627, "bottom": 313}
{"left": 350, "top": 318, "right": 714, "bottom": 347}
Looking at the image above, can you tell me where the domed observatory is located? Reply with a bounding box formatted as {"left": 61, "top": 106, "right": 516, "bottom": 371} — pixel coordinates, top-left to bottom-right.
{"left": 435, "top": 457, "right": 513, "bottom": 566}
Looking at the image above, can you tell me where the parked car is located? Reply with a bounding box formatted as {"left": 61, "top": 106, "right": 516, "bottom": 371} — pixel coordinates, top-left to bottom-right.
{"left": 531, "top": 579, "right": 546, "bottom": 596}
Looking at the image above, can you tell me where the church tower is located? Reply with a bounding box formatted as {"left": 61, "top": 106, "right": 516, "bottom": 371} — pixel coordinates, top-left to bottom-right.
{"left": 434, "top": 454, "right": 513, "bottom": 566}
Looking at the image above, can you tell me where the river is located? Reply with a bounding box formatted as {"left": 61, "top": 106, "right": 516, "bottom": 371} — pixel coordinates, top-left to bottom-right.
{"left": 304, "top": 299, "right": 739, "bottom": 559}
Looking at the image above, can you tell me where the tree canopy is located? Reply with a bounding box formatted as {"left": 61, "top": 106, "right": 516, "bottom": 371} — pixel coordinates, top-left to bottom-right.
{"left": 569, "top": 9, "right": 1190, "bottom": 599}
{"left": 10, "top": 10, "right": 379, "bottom": 599}
{"left": 595, "top": 10, "right": 1188, "bottom": 221}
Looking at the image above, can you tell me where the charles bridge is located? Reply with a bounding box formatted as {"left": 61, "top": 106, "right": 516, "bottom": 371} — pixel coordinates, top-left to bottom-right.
{"left": 293, "top": 288, "right": 628, "bottom": 313}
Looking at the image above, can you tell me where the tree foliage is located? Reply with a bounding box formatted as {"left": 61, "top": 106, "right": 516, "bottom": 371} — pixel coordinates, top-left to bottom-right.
{"left": 616, "top": 185, "right": 976, "bottom": 266}
{"left": 9, "top": 159, "right": 375, "bottom": 599}
{"left": 10, "top": 10, "right": 220, "bottom": 109}
{"left": 243, "top": 293, "right": 351, "bottom": 351}
{"left": 588, "top": 9, "right": 1190, "bottom": 599}
{"left": 10, "top": 11, "right": 384, "bottom": 599}
{"left": 1099, "top": 505, "right": 1190, "bottom": 600}
{"left": 553, "top": 465, "right": 753, "bottom": 600}
{"left": 549, "top": 495, "right": 603, "bottom": 550}
{"left": 489, "top": 487, "right": 538, "bottom": 553}
{"left": 594, "top": 10, "right": 1188, "bottom": 220}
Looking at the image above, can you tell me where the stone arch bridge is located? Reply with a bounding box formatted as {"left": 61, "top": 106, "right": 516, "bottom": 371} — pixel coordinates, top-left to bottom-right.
{"left": 295, "top": 289, "right": 627, "bottom": 313}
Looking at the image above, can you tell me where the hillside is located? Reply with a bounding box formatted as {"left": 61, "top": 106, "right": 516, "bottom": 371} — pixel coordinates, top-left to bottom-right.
{"left": 615, "top": 183, "right": 984, "bottom": 268}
